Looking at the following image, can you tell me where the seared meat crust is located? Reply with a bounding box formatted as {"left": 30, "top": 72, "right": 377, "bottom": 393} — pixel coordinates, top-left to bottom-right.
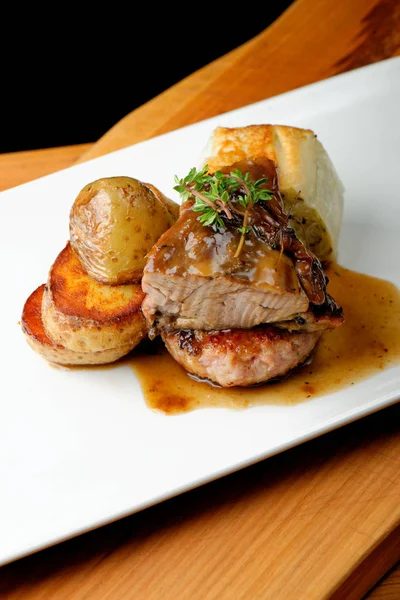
{"left": 162, "top": 326, "right": 322, "bottom": 388}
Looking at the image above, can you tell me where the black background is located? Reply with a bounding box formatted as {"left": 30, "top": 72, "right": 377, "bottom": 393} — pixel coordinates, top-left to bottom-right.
{"left": 2, "top": 2, "right": 294, "bottom": 154}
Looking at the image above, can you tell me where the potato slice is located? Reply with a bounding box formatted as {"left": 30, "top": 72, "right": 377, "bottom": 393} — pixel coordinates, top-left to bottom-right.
{"left": 41, "top": 243, "right": 147, "bottom": 353}
{"left": 21, "top": 284, "right": 135, "bottom": 366}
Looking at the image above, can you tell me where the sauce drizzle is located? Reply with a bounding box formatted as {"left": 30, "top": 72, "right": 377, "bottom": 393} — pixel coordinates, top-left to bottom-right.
{"left": 124, "top": 263, "right": 400, "bottom": 414}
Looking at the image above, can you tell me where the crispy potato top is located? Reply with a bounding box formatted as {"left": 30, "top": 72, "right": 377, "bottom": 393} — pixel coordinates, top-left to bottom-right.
{"left": 49, "top": 243, "right": 146, "bottom": 323}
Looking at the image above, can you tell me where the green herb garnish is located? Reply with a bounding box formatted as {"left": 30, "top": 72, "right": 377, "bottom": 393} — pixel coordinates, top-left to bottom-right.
{"left": 174, "top": 165, "right": 273, "bottom": 258}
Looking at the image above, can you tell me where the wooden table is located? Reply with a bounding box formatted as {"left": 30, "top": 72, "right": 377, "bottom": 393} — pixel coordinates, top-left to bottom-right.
{"left": 1, "top": 1, "right": 399, "bottom": 598}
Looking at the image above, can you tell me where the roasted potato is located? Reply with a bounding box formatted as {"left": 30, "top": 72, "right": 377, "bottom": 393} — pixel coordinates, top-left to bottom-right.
{"left": 144, "top": 182, "right": 180, "bottom": 222}
{"left": 41, "top": 243, "right": 148, "bottom": 354}
{"left": 21, "top": 284, "right": 136, "bottom": 366}
{"left": 69, "top": 176, "right": 178, "bottom": 285}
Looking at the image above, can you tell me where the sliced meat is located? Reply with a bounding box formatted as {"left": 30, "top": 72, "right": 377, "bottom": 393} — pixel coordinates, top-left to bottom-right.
{"left": 142, "top": 157, "right": 331, "bottom": 335}
{"left": 142, "top": 219, "right": 309, "bottom": 331}
{"left": 162, "top": 327, "right": 321, "bottom": 388}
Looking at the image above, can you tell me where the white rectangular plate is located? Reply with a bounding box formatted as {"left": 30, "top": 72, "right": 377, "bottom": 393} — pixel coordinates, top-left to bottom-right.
{"left": 1, "top": 57, "right": 399, "bottom": 566}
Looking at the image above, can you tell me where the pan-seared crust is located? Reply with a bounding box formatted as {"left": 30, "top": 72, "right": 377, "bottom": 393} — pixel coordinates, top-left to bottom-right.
{"left": 200, "top": 124, "right": 345, "bottom": 262}
{"left": 21, "top": 285, "right": 135, "bottom": 365}
{"left": 162, "top": 327, "right": 322, "bottom": 388}
{"left": 42, "top": 243, "right": 148, "bottom": 353}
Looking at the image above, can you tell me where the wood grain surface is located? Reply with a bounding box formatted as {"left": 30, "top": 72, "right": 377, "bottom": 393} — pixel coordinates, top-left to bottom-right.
{"left": 1, "top": 0, "right": 400, "bottom": 598}
{"left": 78, "top": 0, "right": 400, "bottom": 163}
{"left": 0, "top": 144, "right": 92, "bottom": 192}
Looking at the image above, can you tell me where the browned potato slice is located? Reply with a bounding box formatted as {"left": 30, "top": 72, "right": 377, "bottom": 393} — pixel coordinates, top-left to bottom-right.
{"left": 69, "top": 176, "right": 177, "bottom": 285}
{"left": 41, "top": 243, "right": 148, "bottom": 353}
{"left": 21, "top": 284, "right": 135, "bottom": 366}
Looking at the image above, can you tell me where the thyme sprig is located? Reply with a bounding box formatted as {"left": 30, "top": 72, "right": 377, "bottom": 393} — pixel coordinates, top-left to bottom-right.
{"left": 174, "top": 165, "right": 273, "bottom": 258}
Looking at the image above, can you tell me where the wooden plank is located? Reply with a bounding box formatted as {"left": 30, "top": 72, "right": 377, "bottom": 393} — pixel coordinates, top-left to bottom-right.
{"left": 78, "top": 0, "right": 400, "bottom": 162}
{"left": 0, "top": 144, "right": 92, "bottom": 192}
{"left": 366, "top": 562, "right": 400, "bottom": 599}
{"left": 1, "top": 0, "right": 399, "bottom": 597}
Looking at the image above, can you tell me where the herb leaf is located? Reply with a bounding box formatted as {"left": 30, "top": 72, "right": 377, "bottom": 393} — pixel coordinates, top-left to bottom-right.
{"left": 173, "top": 165, "right": 273, "bottom": 254}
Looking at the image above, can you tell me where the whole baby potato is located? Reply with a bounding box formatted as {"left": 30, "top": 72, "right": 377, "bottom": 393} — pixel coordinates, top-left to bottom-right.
{"left": 69, "top": 176, "right": 177, "bottom": 285}
{"left": 144, "top": 182, "right": 180, "bottom": 222}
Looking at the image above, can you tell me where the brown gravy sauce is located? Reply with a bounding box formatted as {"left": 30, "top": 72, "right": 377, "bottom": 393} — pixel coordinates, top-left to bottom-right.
{"left": 119, "top": 264, "right": 400, "bottom": 415}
